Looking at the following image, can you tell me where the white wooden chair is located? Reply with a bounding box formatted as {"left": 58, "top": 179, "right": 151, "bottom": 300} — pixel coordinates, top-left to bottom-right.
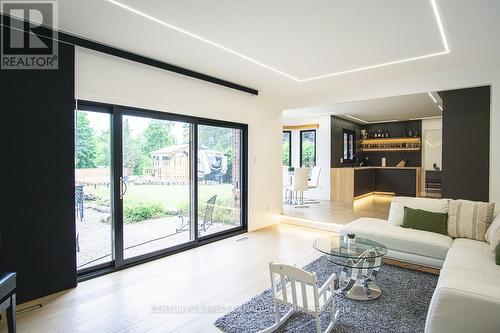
{"left": 258, "top": 262, "right": 338, "bottom": 333}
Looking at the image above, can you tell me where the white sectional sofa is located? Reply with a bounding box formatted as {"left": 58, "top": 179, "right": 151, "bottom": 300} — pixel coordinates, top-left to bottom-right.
{"left": 340, "top": 196, "right": 500, "bottom": 333}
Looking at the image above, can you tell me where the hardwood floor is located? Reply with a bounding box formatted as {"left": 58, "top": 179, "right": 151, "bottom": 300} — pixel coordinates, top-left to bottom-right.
{"left": 282, "top": 194, "right": 392, "bottom": 225}
{"left": 1, "top": 224, "right": 335, "bottom": 333}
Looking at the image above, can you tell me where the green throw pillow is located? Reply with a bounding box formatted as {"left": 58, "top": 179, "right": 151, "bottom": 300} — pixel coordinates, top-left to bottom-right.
{"left": 496, "top": 244, "right": 500, "bottom": 266}
{"left": 401, "top": 206, "right": 448, "bottom": 235}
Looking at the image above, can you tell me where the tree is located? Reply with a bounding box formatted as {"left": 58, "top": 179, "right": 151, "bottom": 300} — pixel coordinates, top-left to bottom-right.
{"left": 122, "top": 119, "right": 144, "bottom": 175}
{"left": 301, "top": 141, "right": 315, "bottom": 168}
{"left": 76, "top": 111, "right": 97, "bottom": 169}
{"left": 141, "top": 120, "right": 175, "bottom": 154}
{"left": 282, "top": 135, "right": 290, "bottom": 166}
{"left": 198, "top": 125, "right": 232, "bottom": 151}
{"left": 95, "top": 129, "right": 110, "bottom": 167}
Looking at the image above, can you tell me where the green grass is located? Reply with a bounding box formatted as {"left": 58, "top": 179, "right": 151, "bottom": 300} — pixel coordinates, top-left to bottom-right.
{"left": 85, "top": 183, "right": 239, "bottom": 224}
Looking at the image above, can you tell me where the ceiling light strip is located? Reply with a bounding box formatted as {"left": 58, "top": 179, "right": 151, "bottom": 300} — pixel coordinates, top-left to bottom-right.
{"left": 409, "top": 116, "right": 443, "bottom": 120}
{"left": 345, "top": 115, "right": 400, "bottom": 124}
{"left": 105, "top": 0, "right": 450, "bottom": 82}
{"left": 430, "top": 0, "right": 449, "bottom": 52}
{"left": 345, "top": 115, "right": 369, "bottom": 124}
{"left": 428, "top": 92, "right": 438, "bottom": 103}
{"left": 105, "top": 0, "right": 299, "bottom": 81}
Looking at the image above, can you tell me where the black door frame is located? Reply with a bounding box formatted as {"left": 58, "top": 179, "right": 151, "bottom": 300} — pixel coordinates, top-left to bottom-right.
{"left": 76, "top": 100, "right": 248, "bottom": 280}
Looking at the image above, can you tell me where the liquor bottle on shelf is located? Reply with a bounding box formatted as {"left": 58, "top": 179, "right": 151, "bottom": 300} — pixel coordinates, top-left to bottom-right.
{"left": 408, "top": 129, "right": 413, "bottom": 137}
{"left": 385, "top": 130, "right": 389, "bottom": 138}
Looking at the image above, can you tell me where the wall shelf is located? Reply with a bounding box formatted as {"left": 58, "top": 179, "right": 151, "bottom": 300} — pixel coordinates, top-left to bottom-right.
{"left": 360, "top": 137, "right": 421, "bottom": 152}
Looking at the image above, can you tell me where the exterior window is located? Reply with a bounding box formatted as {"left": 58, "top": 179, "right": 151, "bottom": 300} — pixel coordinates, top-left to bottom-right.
{"left": 342, "top": 129, "right": 355, "bottom": 163}
{"left": 282, "top": 131, "right": 291, "bottom": 166}
{"left": 300, "top": 130, "right": 316, "bottom": 168}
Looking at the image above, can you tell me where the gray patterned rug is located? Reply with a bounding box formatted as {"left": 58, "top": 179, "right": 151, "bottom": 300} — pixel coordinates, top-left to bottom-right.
{"left": 214, "top": 255, "right": 438, "bottom": 333}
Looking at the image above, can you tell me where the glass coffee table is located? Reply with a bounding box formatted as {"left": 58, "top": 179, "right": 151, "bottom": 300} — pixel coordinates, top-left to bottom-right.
{"left": 313, "top": 236, "right": 387, "bottom": 301}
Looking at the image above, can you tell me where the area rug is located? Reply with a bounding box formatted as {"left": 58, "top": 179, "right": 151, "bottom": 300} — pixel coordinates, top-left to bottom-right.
{"left": 214, "top": 255, "right": 438, "bottom": 333}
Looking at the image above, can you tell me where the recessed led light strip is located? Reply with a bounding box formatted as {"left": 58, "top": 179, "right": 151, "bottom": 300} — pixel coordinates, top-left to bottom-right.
{"left": 428, "top": 91, "right": 443, "bottom": 111}
{"left": 428, "top": 92, "right": 438, "bottom": 104}
{"left": 345, "top": 115, "right": 400, "bottom": 124}
{"left": 345, "top": 115, "right": 368, "bottom": 123}
{"left": 105, "top": 0, "right": 450, "bottom": 82}
{"left": 409, "top": 116, "right": 443, "bottom": 120}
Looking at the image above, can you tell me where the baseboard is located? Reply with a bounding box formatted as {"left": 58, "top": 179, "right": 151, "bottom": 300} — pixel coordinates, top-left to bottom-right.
{"left": 280, "top": 215, "right": 342, "bottom": 233}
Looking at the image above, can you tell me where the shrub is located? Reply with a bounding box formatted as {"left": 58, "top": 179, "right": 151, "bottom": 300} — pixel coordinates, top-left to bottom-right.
{"left": 124, "top": 202, "right": 165, "bottom": 223}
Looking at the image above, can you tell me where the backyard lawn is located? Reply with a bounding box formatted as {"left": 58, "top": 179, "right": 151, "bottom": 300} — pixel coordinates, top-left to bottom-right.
{"left": 85, "top": 183, "right": 239, "bottom": 224}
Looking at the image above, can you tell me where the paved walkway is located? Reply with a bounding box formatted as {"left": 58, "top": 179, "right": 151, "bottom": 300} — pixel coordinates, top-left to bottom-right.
{"left": 77, "top": 207, "right": 236, "bottom": 270}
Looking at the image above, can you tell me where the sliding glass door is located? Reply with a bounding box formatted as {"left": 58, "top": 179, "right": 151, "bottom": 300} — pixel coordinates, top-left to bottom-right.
{"left": 75, "top": 109, "right": 113, "bottom": 271}
{"left": 75, "top": 102, "right": 247, "bottom": 275}
{"left": 198, "top": 125, "right": 243, "bottom": 238}
{"left": 121, "top": 114, "right": 193, "bottom": 260}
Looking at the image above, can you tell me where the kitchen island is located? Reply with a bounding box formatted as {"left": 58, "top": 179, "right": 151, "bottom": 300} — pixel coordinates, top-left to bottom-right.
{"left": 331, "top": 167, "right": 421, "bottom": 203}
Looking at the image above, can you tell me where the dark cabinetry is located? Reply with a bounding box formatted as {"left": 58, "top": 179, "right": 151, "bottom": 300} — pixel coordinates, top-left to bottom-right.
{"left": 394, "top": 169, "right": 417, "bottom": 196}
{"left": 375, "top": 169, "right": 394, "bottom": 192}
{"left": 354, "top": 168, "right": 417, "bottom": 198}
{"left": 354, "top": 169, "right": 375, "bottom": 197}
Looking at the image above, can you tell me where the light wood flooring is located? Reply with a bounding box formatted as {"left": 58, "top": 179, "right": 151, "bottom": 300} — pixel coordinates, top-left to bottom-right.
{"left": 1, "top": 224, "right": 336, "bottom": 333}
{"left": 282, "top": 194, "right": 392, "bottom": 225}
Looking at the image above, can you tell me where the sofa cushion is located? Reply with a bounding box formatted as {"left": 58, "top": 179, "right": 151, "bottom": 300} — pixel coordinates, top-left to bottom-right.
{"left": 388, "top": 196, "right": 449, "bottom": 226}
{"left": 443, "top": 238, "right": 500, "bottom": 280}
{"left": 485, "top": 214, "right": 500, "bottom": 251}
{"left": 425, "top": 238, "right": 500, "bottom": 333}
{"left": 447, "top": 200, "right": 495, "bottom": 241}
{"left": 402, "top": 207, "right": 448, "bottom": 235}
{"left": 340, "top": 218, "right": 453, "bottom": 260}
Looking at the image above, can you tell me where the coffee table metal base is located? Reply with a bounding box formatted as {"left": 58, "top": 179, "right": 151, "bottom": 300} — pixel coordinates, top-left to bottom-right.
{"left": 333, "top": 248, "right": 383, "bottom": 301}
{"left": 340, "top": 280, "right": 382, "bottom": 301}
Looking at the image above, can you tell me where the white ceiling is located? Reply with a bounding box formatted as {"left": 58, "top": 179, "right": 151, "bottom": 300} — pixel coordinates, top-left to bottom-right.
{"left": 11, "top": 0, "right": 500, "bottom": 101}
{"left": 283, "top": 92, "right": 443, "bottom": 122}
{"left": 98, "top": 0, "right": 445, "bottom": 81}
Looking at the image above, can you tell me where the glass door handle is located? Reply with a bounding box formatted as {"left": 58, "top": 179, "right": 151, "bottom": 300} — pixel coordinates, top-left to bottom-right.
{"left": 120, "top": 177, "right": 128, "bottom": 199}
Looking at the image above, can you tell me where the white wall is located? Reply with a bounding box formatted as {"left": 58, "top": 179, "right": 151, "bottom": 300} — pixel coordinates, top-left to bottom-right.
{"left": 283, "top": 115, "right": 331, "bottom": 200}
{"left": 285, "top": 65, "right": 500, "bottom": 204}
{"left": 76, "top": 48, "right": 283, "bottom": 231}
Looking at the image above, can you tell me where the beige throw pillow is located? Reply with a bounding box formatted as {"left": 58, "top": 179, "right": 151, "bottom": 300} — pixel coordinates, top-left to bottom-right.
{"left": 447, "top": 200, "right": 495, "bottom": 241}
{"left": 485, "top": 214, "right": 500, "bottom": 251}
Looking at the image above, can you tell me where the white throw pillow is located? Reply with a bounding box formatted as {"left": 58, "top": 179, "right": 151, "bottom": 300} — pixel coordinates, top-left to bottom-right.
{"left": 388, "top": 196, "right": 450, "bottom": 226}
{"left": 447, "top": 200, "right": 495, "bottom": 241}
{"left": 485, "top": 214, "right": 500, "bottom": 251}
